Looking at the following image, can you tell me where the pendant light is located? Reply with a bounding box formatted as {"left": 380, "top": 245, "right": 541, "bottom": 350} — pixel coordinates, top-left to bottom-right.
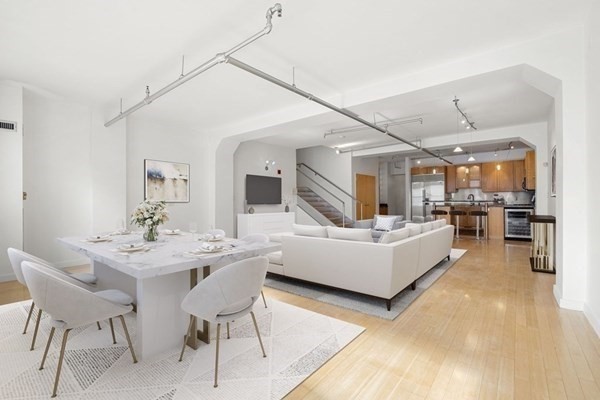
{"left": 453, "top": 98, "right": 463, "bottom": 153}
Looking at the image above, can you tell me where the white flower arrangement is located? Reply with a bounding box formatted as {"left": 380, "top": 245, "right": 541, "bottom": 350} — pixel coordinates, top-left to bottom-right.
{"left": 130, "top": 200, "right": 169, "bottom": 229}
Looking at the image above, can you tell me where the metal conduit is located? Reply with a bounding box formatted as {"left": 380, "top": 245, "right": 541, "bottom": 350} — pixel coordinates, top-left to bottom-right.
{"left": 104, "top": 3, "right": 283, "bottom": 127}
{"left": 225, "top": 56, "right": 453, "bottom": 165}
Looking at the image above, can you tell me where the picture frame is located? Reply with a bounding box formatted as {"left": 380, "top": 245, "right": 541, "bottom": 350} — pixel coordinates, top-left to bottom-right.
{"left": 550, "top": 146, "right": 556, "bottom": 197}
{"left": 144, "top": 159, "right": 190, "bottom": 203}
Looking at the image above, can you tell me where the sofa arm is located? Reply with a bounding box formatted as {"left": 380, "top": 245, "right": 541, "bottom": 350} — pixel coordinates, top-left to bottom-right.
{"left": 353, "top": 219, "right": 373, "bottom": 229}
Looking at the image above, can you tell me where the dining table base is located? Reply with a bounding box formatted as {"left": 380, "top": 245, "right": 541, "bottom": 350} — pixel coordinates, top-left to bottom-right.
{"left": 186, "top": 267, "right": 211, "bottom": 349}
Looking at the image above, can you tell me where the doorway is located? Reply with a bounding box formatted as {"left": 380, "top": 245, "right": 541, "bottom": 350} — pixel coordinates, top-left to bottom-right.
{"left": 355, "top": 174, "right": 376, "bottom": 220}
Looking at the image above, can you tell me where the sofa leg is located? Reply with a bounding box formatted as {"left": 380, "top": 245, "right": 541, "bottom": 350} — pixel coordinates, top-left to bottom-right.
{"left": 386, "top": 299, "right": 391, "bottom": 311}
{"left": 447, "top": 254, "right": 451, "bottom": 261}
{"left": 411, "top": 281, "right": 417, "bottom": 290}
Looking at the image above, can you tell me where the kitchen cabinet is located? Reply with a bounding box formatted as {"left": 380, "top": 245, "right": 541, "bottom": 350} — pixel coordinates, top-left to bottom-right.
{"left": 455, "top": 164, "right": 481, "bottom": 189}
{"left": 525, "top": 150, "right": 536, "bottom": 190}
{"left": 481, "top": 161, "right": 518, "bottom": 192}
{"left": 513, "top": 160, "right": 525, "bottom": 191}
{"left": 411, "top": 166, "right": 445, "bottom": 175}
{"left": 488, "top": 207, "right": 504, "bottom": 239}
{"left": 445, "top": 165, "right": 456, "bottom": 193}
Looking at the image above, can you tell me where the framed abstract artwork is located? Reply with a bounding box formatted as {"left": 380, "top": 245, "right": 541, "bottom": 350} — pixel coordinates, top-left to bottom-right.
{"left": 550, "top": 146, "right": 556, "bottom": 197}
{"left": 144, "top": 159, "right": 190, "bottom": 202}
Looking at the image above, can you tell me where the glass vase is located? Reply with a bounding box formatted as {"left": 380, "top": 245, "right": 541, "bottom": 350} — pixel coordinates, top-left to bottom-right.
{"left": 143, "top": 225, "right": 158, "bottom": 242}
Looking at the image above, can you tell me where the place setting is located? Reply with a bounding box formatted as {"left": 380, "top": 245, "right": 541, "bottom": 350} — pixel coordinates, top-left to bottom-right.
{"left": 82, "top": 234, "right": 112, "bottom": 243}
{"left": 184, "top": 240, "right": 236, "bottom": 258}
{"left": 112, "top": 242, "right": 152, "bottom": 255}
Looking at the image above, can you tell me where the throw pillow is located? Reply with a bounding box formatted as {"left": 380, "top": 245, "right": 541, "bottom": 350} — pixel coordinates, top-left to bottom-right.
{"left": 292, "top": 224, "right": 328, "bottom": 238}
{"left": 379, "top": 228, "right": 410, "bottom": 244}
{"left": 421, "top": 222, "right": 433, "bottom": 232}
{"left": 373, "top": 215, "right": 397, "bottom": 231}
{"left": 326, "top": 226, "right": 373, "bottom": 242}
{"left": 405, "top": 223, "right": 422, "bottom": 237}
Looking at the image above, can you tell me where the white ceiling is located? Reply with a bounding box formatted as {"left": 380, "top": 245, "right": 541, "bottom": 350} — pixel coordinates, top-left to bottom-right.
{"left": 1, "top": 0, "right": 591, "bottom": 151}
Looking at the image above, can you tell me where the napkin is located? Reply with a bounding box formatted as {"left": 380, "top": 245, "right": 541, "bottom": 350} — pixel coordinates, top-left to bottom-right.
{"left": 165, "top": 229, "right": 181, "bottom": 234}
{"left": 201, "top": 242, "right": 221, "bottom": 251}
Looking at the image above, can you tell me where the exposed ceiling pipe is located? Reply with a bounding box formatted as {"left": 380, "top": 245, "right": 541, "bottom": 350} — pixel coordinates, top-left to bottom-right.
{"left": 104, "top": 3, "right": 283, "bottom": 127}
{"left": 226, "top": 56, "right": 453, "bottom": 164}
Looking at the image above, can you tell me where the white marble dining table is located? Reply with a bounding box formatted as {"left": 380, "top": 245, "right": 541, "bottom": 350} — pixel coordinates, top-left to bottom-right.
{"left": 58, "top": 231, "right": 280, "bottom": 360}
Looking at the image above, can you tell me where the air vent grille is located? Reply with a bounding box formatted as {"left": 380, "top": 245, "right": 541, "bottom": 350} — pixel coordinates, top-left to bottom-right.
{"left": 0, "top": 120, "right": 17, "bottom": 132}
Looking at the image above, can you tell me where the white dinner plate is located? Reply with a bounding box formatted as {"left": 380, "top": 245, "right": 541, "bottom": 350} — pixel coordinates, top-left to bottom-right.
{"left": 117, "top": 244, "right": 147, "bottom": 252}
{"left": 86, "top": 236, "right": 112, "bottom": 243}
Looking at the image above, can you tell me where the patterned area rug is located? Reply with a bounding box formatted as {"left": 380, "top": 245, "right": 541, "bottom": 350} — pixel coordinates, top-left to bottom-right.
{"left": 0, "top": 299, "right": 364, "bottom": 399}
{"left": 265, "top": 248, "right": 467, "bottom": 320}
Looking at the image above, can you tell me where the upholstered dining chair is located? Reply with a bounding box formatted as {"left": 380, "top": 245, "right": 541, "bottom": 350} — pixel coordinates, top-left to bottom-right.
{"left": 21, "top": 261, "right": 137, "bottom": 398}
{"left": 179, "top": 256, "right": 269, "bottom": 388}
{"left": 239, "top": 233, "right": 270, "bottom": 308}
{"left": 7, "top": 248, "right": 99, "bottom": 351}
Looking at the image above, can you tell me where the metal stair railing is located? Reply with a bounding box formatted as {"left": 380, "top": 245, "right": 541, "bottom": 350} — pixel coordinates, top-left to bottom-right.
{"left": 296, "top": 168, "right": 347, "bottom": 227}
{"left": 296, "top": 163, "right": 364, "bottom": 220}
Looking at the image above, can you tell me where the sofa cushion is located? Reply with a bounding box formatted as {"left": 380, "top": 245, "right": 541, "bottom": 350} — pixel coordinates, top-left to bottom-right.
{"left": 292, "top": 224, "right": 328, "bottom": 238}
{"left": 373, "top": 214, "right": 404, "bottom": 230}
{"left": 327, "top": 226, "right": 373, "bottom": 242}
{"left": 405, "top": 223, "right": 422, "bottom": 237}
{"left": 379, "top": 228, "right": 410, "bottom": 244}
{"left": 267, "top": 251, "right": 283, "bottom": 265}
{"left": 432, "top": 219, "right": 445, "bottom": 229}
{"left": 421, "top": 222, "right": 433, "bottom": 232}
{"left": 373, "top": 215, "right": 397, "bottom": 231}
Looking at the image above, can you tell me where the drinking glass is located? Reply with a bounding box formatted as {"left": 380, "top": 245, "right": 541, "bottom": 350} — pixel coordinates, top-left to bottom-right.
{"left": 189, "top": 222, "right": 198, "bottom": 240}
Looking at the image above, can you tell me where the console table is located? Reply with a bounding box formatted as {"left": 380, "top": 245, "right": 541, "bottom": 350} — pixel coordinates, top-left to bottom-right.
{"left": 237, "top": 212, "right": 295, "bottom": 238}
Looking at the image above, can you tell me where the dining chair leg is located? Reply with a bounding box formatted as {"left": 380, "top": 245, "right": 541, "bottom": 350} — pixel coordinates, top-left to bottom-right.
{"left": 30, "top": 308, "right": 43, "bottom": 351}
{"left": 51, "top": 329, "right": 71, "bottom": 398}
{"left": 261, "top": 290, "right": 267, "bottom": 308}
{"left": 109, "top": 318, "right": 116, "bottom": 344}
{"left": 226, "top": 322, "right": 230, "bottom": 339}
{"left": 39, "top": 327, "right": 55, "bottom": 370}
{"left": 250, "top": 311, "right": 266, "bottom": 358}
{"left": 23, "top": 301, "right": 35, "bottom": 334}
{"left": 118, "top": 315, "right": 138, "bottom": 363}
{"left": 96, "top": 321, "right": 102, "bottom": 330}
{"left": 179, "top": 315, "right": 195, "bottom": 362}
{"left": 214, "top": 323, "right": 221, "bottom": 388}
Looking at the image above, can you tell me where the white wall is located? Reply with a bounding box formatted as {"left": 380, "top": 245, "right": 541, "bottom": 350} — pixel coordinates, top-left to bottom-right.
{"left": 233, "top": 141, "right": 296, "bottom": 235}
{"left": 22, "top": 89, "right": 92, "bottom": 267}
{"left": 126, "top": 116, "right": 207, "bottom": 233}
{"left": 584, "top": 2, "right": 600, "bottom": 336}
{"left": 0, "top": 82, "right": 23, "bottom": 280}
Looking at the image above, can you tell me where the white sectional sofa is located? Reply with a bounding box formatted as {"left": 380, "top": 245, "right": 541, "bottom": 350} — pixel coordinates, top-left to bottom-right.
{"left": 267, "top": 221, "right": 454, "bottom": 310}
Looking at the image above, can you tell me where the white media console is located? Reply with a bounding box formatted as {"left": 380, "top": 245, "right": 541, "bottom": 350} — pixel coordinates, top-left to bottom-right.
{"left": 237, "top": 212, "right": 295, "bottom": 238}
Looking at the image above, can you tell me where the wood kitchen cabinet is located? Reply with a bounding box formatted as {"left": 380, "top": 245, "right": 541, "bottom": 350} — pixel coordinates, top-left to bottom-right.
{"left": 445, "top": 165, "right": 456, "bottom": 193}
{"left": 513, "top": 159, "right": 525, "bottom": 191}
{"left": 488, "top": 206, "right": 504, "bottom": 239}
{"left": 411, "top": 166, "right": 445, "bottom": 175}
{"left": 481, "top": 161, "right": 519, "bottom": 192}
{"left": 455, "top": 164, "right": 481, "bottom": 189}
{"left": 525, "top": 150, "right": 536, "bottom": 190}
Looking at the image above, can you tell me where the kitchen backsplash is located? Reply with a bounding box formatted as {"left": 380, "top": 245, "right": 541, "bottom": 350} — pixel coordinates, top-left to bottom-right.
{"left": 448, "top": 188, "right": 534, "bottom": 204}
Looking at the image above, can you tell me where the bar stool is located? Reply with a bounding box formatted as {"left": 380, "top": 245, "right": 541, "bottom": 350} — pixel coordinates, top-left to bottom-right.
{"left": 431, "top": 209, "right": 448, "bottom": 220}
{"left": 469, "top": 210, "right": 488, "bottom": 240}
{"left": 449, "top": 210, "right": 467, "bottom": 239}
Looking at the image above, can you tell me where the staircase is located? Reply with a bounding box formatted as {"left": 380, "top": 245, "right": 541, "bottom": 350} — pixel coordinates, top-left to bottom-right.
{"left": 297, "top": 187, "right": 354, "bottom": 227}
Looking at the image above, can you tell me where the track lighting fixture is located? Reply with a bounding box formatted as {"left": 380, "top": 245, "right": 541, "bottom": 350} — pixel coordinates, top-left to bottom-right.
{"left": 265, "top": 160, "right": 276, "bottom": 170}
{"left": 335, "top": 148, "right": 341, "bottom": 155}
{"left": 453, "top": 97, "right": 477, "bottom": 130}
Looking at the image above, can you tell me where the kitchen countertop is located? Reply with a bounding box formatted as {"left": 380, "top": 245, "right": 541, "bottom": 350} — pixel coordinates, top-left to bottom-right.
{"left": 424, "top": 201, "right": 533, "bottom": 208}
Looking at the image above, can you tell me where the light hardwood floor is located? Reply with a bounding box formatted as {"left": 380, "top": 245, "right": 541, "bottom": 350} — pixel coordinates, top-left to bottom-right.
{"left": 2, "top": 239, "right": 599, "bottom": 399}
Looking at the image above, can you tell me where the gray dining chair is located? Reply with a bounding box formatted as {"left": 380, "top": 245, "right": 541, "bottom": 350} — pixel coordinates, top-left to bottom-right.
{"left": 21, "top": 261, "right": 137, "bottom": 398}
{"left": 7, "top": 248, "right": 99, "bottom": 350}
{"left": 179, "top": 256, "right": 269, "bottom": 388}
{"left": 239, "top": 234, "right": 270, "bottom": 308}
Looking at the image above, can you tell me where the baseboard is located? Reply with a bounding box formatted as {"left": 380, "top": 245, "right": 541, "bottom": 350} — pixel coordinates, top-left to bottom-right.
{"left": 584, "top": 303, "right": 600, "bottom": 338}
{"left": 553, "top": 284, "right": 584, "bottom": 310}
{"left": 0, "top": 272, "right": 16, "bottom": 283}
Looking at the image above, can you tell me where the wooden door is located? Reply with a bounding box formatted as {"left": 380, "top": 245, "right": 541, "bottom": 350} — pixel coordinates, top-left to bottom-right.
{"left": 356, "top": 174, "right": 376, "bottom": 220}
{"left": 525, "top": 151, "right": 536, "bottom": 190}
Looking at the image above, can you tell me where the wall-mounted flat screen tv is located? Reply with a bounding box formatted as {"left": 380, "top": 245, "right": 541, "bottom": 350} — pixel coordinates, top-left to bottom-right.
{"left": 246, "top": 174, "right": 282, "bottom": 204}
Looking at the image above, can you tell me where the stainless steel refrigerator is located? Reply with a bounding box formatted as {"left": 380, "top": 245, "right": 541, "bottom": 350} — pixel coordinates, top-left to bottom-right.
{"left": 411, "top": 174, "right": 445, "bottom": 220}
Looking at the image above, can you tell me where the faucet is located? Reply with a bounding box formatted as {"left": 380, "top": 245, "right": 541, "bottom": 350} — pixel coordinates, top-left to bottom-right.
{"left": 467, "top": 194, "right": 475, "bottom": 204}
